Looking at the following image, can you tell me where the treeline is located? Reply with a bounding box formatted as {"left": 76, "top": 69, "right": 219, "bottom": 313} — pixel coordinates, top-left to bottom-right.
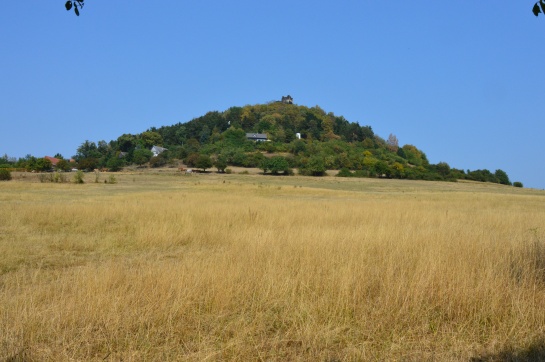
{"left": 0, "top": 102, "right": 522, "bottom": 187}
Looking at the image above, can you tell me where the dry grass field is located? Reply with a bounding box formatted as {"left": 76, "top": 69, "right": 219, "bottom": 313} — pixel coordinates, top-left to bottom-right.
{"left": 1, "top": 170, "right": 545, "bottom": 361}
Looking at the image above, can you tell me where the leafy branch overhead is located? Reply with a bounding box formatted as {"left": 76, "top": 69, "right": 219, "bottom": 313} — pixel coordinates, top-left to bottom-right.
{"left": 65, "top": 0, "right": 84, "bottom": 16}
{"left": 533, "top": 0, "right": 545, "bottom": 16}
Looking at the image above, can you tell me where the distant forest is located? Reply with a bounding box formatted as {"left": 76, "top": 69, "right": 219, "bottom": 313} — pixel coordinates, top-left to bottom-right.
{"left": 1, "top": 101, "right": 519, "bottom": 186}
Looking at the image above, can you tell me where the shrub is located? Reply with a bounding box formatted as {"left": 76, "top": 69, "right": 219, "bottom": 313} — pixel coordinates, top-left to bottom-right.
{"left": 225, "top": 168, "right": 232, "bottom": 174}
{"left": 73, "top": 170, "right": 85, "bottom": 184}
{"left": 300, "top": 156, "right": 327, "bottom": 176}
{"left": 37, "top": 173, "right": 50, "bottom": 183}
{"left": 53, "top": 172, "right": 67, "bottom": 183}
{"left": 149, "top": 156, "right": 167, "bottom": 168}
{"left": 0, "top": 169, "right": 12, "bottom": 181}
{"left": 108, "top": 175, "right": 117, "bottom": 184}
{"left": 336, "top": 168, "right": 353, "bottom": 177}
{"left": 513, "top": 181, "right": 523, "bottom": 188}
{"left": 260, "top": 156, "right": 290, "bottom": 175}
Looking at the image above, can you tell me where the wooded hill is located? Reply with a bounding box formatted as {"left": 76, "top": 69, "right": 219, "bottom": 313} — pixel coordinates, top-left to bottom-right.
{"left": 2, "top": 102, "right": 518, "bottom": 186}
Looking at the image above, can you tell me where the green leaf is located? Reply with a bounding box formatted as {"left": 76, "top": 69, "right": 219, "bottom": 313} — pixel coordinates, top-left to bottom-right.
{"left": 74, "top": 6, "right": 79, "bottom": 16}
{"left": 65, "top": 1, "right": 73, "bottom": 11}
{"left": 533, "top": 3, "right": 541, "bottom": 16}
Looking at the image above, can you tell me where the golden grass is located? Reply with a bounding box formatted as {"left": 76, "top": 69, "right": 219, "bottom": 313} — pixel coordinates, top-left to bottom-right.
{"left": 1, "top": 171, "right": 545, "bottom": 361}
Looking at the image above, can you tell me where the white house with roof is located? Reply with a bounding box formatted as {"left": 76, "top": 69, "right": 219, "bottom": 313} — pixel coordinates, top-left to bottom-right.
{"left": 151, "top": 145, "right": 168, "bottom": 157}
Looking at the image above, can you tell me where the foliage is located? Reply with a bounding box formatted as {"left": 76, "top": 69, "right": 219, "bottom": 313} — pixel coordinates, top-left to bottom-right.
{"left": 78, "top": 158, "right": 99, "bottom": 171}
{"left": 0, "top": 169, "right": 11, "bottom": 181}
{"left": 132, "top": 149, "right": 153, "bottom": 166}
{"left": 214, "top": 155, "right": 228, "bottom": 173}
{"left": 76, "top": 140, "right": 101, "bottom": 160}
{"left": 149, "top": 155, "right": 167, "bottom": 168}
{"left": 260, "top": 156, "right": 290, "bottom": 175}
{"left": 435, "top": 162, "right": 451, "bottom": 178}
{"left": 106, "top": 156, "right": 124, "bottom": 172}
{"left": 300, "top": 156, "right": 327, "bottom": 176}
{"left": 62, "top": 101, "right": 518, "bottom": 185}
{"left": 386, "top": 133, "right": 399, "bottom": 152}
{"left": 195, "top": 155, "right": 213, "bottom": 172}
{"left": 55, "top": 159, "right": 71, "bottom": 172}
{"left": 34, "top": 158, "right": 53, "bottom": 172}
{"left": 140, "top": 131, "right": 163, "bottom": 149}
{"left": 73, "top": 170, "right": 85, "bottom": 184}
{"left": 336, "top": 168, "right": 353, "bottom": 177}
{"left": 513, "top": 181, "right": 524, "bottom": 188}
{"left": 495, "top": 169, "right": 511, "bottom": 185}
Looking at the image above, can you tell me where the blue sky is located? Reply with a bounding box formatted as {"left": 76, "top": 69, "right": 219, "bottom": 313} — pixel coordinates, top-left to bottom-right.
{"left": 1, "top": 2, "right": 544, "bottom": 188}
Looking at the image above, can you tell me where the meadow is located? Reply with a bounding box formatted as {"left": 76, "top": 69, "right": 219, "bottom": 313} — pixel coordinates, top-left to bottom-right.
{"left": 1, "top": 170, "right": 545, "bottom": 361}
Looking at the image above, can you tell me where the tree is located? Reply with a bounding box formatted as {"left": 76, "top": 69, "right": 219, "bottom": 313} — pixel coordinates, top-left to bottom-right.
{"left": 78, "top": 157, "right": 98, "bottom": 171}
{"left": 195, "top": 155, "right": 213, "bottom": 172}
{"left": 214, "top": 155, "right": 228, "bottom": 173}
{"left": 260, "top": 156, "right": 290, "bottom": 175}
{"left": 386, "top": 133, "right": 399, "bottom": 152}
{"left": 132, "top": 148, "right": 153, "bottom": 166}
{"left": 436, "top": 162, "right": 451, "bottom": 178}
{"left": 106, "top": 156, "right": 124, "bottom": 172}
{"left": 35, "top": 158, "right": 53, "bottom": 172}
{"left": 117, "top": 134, "right": 137, "bottom": 152}
{"left": 494, "top": 169, "right": 511, "bottom": 185}
{"left": 140, "top": 131, "right": 163, "bottom": 149}
{"left": 56, "top": 159, "right": 71, "bottom": 172}
{"left": 301, "top": 156, "right": 326, "bottom": 176}
{"left": 65, "top": 0, "right": 84, "bottom": 16}
{"left": 76, "top": 140, "right": 101, "bottom": 160}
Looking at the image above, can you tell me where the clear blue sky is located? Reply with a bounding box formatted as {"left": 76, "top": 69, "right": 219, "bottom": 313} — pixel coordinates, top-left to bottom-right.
{"left": 1, "top": 2, "right": 544, "bottom": 188}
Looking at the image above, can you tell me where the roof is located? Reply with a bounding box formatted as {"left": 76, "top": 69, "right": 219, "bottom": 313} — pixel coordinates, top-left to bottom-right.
{"left": 44, "top": 156, "right": 60, "bottom": 165}
{"left": 151, "top": 145, "right": 168, "bottom": 152}
{"left": 246, "top": 133, "right": 268, "bottom": 139}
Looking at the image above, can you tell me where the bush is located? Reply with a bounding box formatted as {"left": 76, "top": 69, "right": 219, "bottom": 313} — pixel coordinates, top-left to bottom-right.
{"left": 336, "top": 168, "right": 353, "bottom": 177}
{"left": 300, "top": 156, "right": 327, "bottom": 176}
{"left": 513, "top": 181, "right": 523, "bottom": 188}
{"left": 73, "top": 170, "right": 85, "bottom": 184}
{"left": 37, "top": 173, "right": 51, "bottom": 183}
{"left": 260, "top": 156, "right": 290, "bottom": 175}
{"left": 149, "top": 155, "right": 167, "bottom": 168}
{"left": 0, "top": 169, "right": 12, "bottom": 181}
{"left": 53, "top": 172, "right": 67, "bottom": 183}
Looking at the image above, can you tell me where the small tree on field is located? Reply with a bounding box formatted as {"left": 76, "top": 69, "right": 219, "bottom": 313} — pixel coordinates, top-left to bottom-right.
{"left": 301, "top": 156, "right": 327, "bottom": 176}
{"left": 214, "top": 155, "right": 228, "bottom": 173}
{"left": 195, "top": 155, "right": 213, "bottom": 172}
{"left": 260, "top": 156, "right": 290, "bottom": 175}
{"left": 495, "top": 169, "right": 511, "bottom": 185}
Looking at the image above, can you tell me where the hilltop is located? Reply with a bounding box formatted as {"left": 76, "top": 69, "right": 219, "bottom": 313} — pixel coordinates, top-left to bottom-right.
{"left": 2, "top": 99, "right": 519, "bottom": 186}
